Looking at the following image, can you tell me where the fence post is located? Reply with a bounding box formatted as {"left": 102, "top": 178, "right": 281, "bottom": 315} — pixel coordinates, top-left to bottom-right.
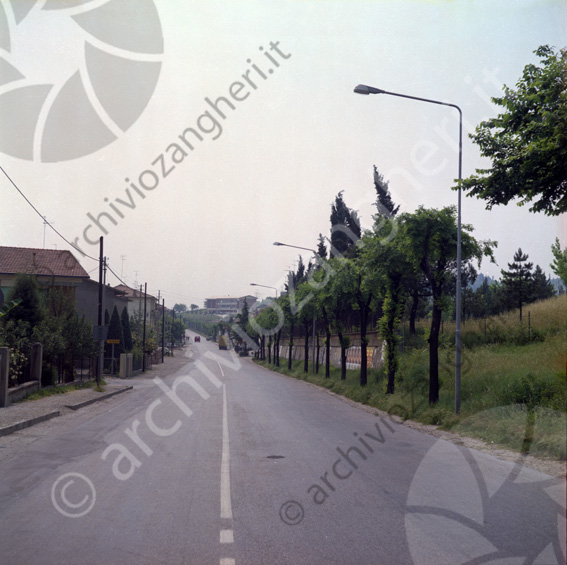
{"left": 30, "top": 343, "right": 43, "bottom": 389}
{"left": 0, "top": 347, "right": 10, "bottom": 408}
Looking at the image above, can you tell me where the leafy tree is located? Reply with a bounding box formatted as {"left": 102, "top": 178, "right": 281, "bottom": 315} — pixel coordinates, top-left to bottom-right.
{"left": 174, "top": 303, "right": 187, "bottom": 313}
{"left": 347, "top": 256, "right": 374, "bottom": 387}
{"left": 121, "top": 306, "right": 133, "bottom": 351}
{"left": 401, "top": 206, "right": 495, "bottom": 404}
{"left": 252, "top": 304, "right": 284, "bottom": 365}
{"left": 501, "top": 248, "right": 534, "bottom": 321}
{"left": 362, "top": 215, "right": 412, "bottom": 393}
{"left": 324, "top": 259, "right": 355, "bottom": 380}
{"left": 462, "top": 45, "right": 567, "bottom": 216}
{"left": 330, "top": 191, "right": 361, "bottom": 258}
{"left": 295, "top": 282, "right": 316, "bottom": 373}
{"left": 190, "top": 304, "right": 199, "bottom": 311}
{"left": 550, "top": 237, "right": 567, "bottom": 287}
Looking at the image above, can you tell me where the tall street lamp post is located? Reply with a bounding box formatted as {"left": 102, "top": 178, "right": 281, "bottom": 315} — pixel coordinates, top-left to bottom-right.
{"left": 353, "top": 84, "right": 463, "bottom": 414}
{"left": 273, "top": 241, "right": 319, "bottom": 374}
{"left": 250, "top": 283, "right": 278, "bottom": 299}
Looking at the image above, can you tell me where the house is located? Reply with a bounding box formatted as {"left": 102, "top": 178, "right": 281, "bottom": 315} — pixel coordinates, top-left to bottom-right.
{"left": 75, "top": 279, "right": 129, "bottom": 326}
{"left": 113, "top": 284, "right": 158, "bottom": 328}
{"left": 0, "top": 246, "right": 89, "bottom": 303}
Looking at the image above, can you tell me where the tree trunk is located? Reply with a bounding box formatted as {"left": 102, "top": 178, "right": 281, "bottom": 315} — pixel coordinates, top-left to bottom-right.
{"left": 409, "top": 288, "right": 419, "bottom": 335}
{"left": 360, "top": 305, "right": 368, "bottom": 387}
{"left": 386, "top": 307, "right": 397, "bottom": 395}
{"left": 303, "top": 322, "right": 310, "bottom": 373}
{"left": 429, "top": 303, "right": 442, "bottom": 404}
{"left": 325, "top": 329, "right": 331, "bottom": 378}
{"left": 287, "top": 322, "right": 294, "bottom": 370}
{"left": 316, "top": 333, "right": 320, "bottom": 374}
{"left": 338, "top": 331, "right": 346, "bottom": 380}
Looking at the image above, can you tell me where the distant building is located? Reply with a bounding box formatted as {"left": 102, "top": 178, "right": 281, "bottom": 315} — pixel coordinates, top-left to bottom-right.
{"left": 205, "top": 295, "right": 257, "bottom": 316}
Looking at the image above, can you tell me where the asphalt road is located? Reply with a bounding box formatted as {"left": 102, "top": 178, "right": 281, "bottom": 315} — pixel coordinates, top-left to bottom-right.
{"left": 0, "top": 333, "right": 564, "bottom": 564}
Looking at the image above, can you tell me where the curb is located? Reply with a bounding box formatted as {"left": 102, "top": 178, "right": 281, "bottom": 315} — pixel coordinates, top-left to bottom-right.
{"left": 65, "top": 386, "right": 133, "bottom": 411}
{"left": 0, "top": 411, "right": 60, "bottom": 438}
{"left": 0, "top": 386, "right": 133, "bottom": 437}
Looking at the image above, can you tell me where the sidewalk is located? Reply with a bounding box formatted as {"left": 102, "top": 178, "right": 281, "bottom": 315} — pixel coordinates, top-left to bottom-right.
{"left": 0, "top": 348, "right": 191, "bottom": 437}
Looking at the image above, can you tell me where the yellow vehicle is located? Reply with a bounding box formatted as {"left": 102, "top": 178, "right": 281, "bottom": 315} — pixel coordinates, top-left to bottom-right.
{"left": 218, "top": 335, "right": 229, "bottom": 350}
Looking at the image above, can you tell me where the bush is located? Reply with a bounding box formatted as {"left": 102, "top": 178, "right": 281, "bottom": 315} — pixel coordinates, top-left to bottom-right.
{"left": 499, "top": 372, "right": 563, "bottom": 408}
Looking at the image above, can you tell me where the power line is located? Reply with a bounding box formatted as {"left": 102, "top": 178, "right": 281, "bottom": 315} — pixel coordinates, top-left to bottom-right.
{"left": 0, "top": 164, "right": 99, "bottom": 263}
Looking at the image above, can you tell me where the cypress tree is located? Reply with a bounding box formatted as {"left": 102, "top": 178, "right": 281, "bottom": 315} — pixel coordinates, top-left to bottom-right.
{"left": 121, "top": 306, "right": 133, "bottom": 352}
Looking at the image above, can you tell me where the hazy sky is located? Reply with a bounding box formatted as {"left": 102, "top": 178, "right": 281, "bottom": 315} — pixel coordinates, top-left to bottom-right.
{"left": 1, "top": 0, "right": 565, "bottom": 308}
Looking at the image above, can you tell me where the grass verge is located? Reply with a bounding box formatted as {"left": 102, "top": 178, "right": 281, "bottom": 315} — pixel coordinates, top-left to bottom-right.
{"left": 21, "top": 379, "right": 107, "bottom": 402}
{"left": 255, "top": 329, "right": 566, "bottom": 460}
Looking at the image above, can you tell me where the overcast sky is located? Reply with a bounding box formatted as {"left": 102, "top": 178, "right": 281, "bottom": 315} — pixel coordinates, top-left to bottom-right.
{"left": 1, "top": 0, "right": 565, "bottom": 308}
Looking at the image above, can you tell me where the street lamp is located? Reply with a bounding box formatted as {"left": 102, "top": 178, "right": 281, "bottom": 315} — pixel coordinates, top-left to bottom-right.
{"left": 354, "top": 83, "right": 463, "bottom": 414}
{"left": 273, "top": 241, "right": 319, "bottom": 374}
{"left": 250, "top": 283, "right": 278, "bottom": 299}
{"left": 273, "top": 241, "right": 318, "bottom": 254}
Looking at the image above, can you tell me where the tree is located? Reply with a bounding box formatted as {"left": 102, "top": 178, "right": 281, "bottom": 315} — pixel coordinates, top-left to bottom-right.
{"left": 550, "top": 237, "right": 567, "bottom": 288}
{"left": 106, "top": 305, "right": 124, "bottom": 361}
{"left": 324, "top": 259, "right": 355, "bottom": 380}
{"left": 362, "top": 215, "right": 413, "bottom": 394}
{"left": 4, "top": 274, "right": 44, "bottom": 329}
{"left": 173, "top": 303, "right": 187, "bottom": 313}
{"left": 330, "top": 191, "right": 361, "bottom": 258}
{"left": 501, "top": 248, "right": 534, "bottom": 321}
{"left": 190, "top": 304, "right": 199, "bottom": 311}
{"left": 462, "top": 46, "right": 567, "bottom": 216}
{"left": 317, "top": 233, "right": 328, "bottom": 259}
{"left": 401, "top": 206, "right": 494, "bottom": 404}
{"left": 121, "top": 307, "right": 133, "bottom": 352}
{"left": 373, "top": 165, "right": 400, "bottom": 217}
{"left": 530, "top": 265, "right": 555, "bottom": 302}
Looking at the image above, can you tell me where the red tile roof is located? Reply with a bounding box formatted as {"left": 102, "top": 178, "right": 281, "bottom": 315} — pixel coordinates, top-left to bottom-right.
{"left": 114, "top": 284, "right": 156, "bottom": 301}
{"left": 0, "top": 246, "right": 89, "bottom": 279}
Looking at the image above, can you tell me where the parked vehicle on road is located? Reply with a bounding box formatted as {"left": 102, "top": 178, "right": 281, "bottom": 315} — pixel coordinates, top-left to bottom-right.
{"left": 194, "top": 336, "right": 200, "bottom": 342}
{"left": 218, "top": 335, "right": 228, "bottom": 350}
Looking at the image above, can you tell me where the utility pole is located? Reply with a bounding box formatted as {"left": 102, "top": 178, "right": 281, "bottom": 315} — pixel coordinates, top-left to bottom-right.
{"left": 162, "top": 298, "right": 165, "bottom": 363}
{"left": 96, "top": 237, "right": 104, "bottom": 387}
{"left": 138, "top": 284, "right": 143, "bottom": 334}
{"left": 171, "top": 309, "right": 175, "bottom": 357}
{"left": 42, "top": 216, "right": 54, "bottom": 249}
{"left": 142, "top": 283, "right": 147, "bottom": 372}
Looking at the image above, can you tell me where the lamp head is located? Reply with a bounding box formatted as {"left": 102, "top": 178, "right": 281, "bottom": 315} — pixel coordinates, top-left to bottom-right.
{"left": 273, "top": 241, "right": 284, "bottom": 246}
{"left": 354, "top": 84, "right": 385, "bottom": 95}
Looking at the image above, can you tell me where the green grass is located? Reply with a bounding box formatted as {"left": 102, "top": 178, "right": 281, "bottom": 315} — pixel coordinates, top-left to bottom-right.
{"left": 255, "top": 296, "right": 567, "bottom": 460}
{"left": 21, "top": 379, "right": 107, "bottom": 401}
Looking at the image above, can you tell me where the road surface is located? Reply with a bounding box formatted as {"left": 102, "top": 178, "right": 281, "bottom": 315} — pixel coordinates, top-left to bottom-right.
{"left": 0, "top": 333, "right": 564, "bottom": 564}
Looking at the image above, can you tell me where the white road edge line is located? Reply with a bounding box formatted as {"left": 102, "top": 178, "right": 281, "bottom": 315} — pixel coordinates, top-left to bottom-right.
{"left": 220, "top": 384, "right": 232, "bottom": 520}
